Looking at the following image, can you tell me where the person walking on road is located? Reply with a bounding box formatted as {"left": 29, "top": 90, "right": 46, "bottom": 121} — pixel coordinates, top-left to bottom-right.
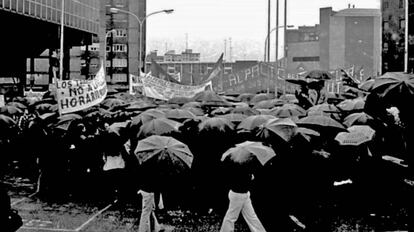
{"left": 220, "top": 157, "right": 266, "bottom": 232}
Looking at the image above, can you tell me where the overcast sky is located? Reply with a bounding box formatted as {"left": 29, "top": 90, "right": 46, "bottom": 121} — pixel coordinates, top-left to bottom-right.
{"left": 146, "top": 0, "right": 380, "bottom": 60}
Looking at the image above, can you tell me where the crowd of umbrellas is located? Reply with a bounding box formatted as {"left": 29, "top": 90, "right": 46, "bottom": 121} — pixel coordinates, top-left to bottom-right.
{"left": 1, "top": 70, "right": 414, "bottom": 230}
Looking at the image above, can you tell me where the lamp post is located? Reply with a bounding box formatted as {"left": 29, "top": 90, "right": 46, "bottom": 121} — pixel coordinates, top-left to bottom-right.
{"left": 109, "top": 8, "right": 174, "bottom": 75}
{"left": 59, "top": 0, "right": 65, "bottom": 80}
{"left": 263, "top": 25, "right": 293, "bottom": 62}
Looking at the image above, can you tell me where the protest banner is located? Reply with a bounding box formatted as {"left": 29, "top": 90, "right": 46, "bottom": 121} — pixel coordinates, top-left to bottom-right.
{"left": 129, "top": 74, "right": 143, "bottom": 95}
{"left": 141, "top": 74, "right": 212, "bottom": 101}
{"left": 0, "top": 94, "right": 4, "bottom": 107}
{"left": 56, "top": 63, "right": 107, "bottom": 114}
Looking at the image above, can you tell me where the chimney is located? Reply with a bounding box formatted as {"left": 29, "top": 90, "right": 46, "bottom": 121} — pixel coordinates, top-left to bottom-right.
{"left": 353, "top": 5, "right": 355, "bottom": 8}
{"left": 348, "top": 4, "right": 351, "bottom": 8}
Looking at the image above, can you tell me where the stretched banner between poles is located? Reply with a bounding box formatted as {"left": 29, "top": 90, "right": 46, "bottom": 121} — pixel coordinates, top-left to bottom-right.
{"left": 56, "top": 62, "right": 107, "bottom": 114}
{"left": 130, "top": 73, "right": 212, "bottom": 101}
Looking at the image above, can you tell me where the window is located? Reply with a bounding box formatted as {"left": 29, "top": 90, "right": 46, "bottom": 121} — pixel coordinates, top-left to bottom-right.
{"left": 115, "top": 29, "right": 127, "bottom": 37}
{"left": 399, "top": 0, "right": 404, "bottom": 8}
{"left": 400, "top": 19, "right": 406, "bottom": 29}
{"left": 383, "top": 21, "right": 389, "bottom": 30}
{"left": 112, "top": 44, "right": 127, "bottom": 52}
{"left": 292, "top": 56, "right": 320, "bottom": 62}
{"left": 112, "top": 59, "right": 127, "bottom": 67}
{"left": 224, "top": 66, "right": 233, "bottom": 74}
{"left": 383, "top": 1, "right": 389, "bottom": 10}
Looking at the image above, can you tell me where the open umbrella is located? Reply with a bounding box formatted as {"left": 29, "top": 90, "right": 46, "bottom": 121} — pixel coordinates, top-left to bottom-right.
{"left": 343, "top": 112, "right": 373, "bottom": 127}
{"left": 138, "top": 118, "right": 182, "bottom": 138}
{"left": 192, "top": 90, "right": 231, "bottom": 106}
{"left": 231, "top": 107, "right": 259, "bottom": 116}
{"left": 236, "top": 93, "right": 255, "bottom": 102}
{"left": 0, "top": 114, "right": 16, "bottom": 129}
{"left": 271, "top": 104, "right": 306, "bottom": 118}
{"left": 253, "top": 99, "right": 284, "bottom": 109}
{"left": 134, "top": 135, "right": 194, "bottom": 169}
{"left": 182, "top": 101, "right": 202, "bottom": 108}
{"left": 7, "top": 102, "right": 27, "bottom": 110}
{"left": 358, "top": 79, "right": 375, "bottom": 92}
{"left": 297, "top": 115, "right": 345, "bottom": 131}
{"left": 101, "top": 98, "right": 126, "bottom": 109}
{"left": 211, "top": 107, "right": 232, "bottom": 115}
{"left": 218, "top": 113, "right": 248, "bottom": 123}
{"left": 336, "top": 98, "right": 365, "bottom": 112}
{"left": 237, "top": 114, "right": 276, "bottom": 131}
{"left": 132, "top": 109, "right": 166, "bottom": 126}
{"left": 221, "top": 141, "right": 276, "bottom": 165}
{"left": 250, "top": 93, "right": 272, "bottom": 104}
{"left": 305, "top": 70, "right": 334, "bottom": 80}
{"left": 372, "top": 72, "right": 414, "bottom": 98}
{"left": 54, "top": 113, "right": 82, "bottom": 131}
{"left": 255, "top": 118, "right": 298, "bottom": 142}
{"left": 334, "top": 125, "right": 375, "bottom": 146}
{"left": 108, "top": 121, "right": 130, "bottom": 136}
{"left": 296, "top": 127, "right": 320, "bottom": 142}
{"left": 307, "top": 103, "right": 341, "bottom": 120}
{"left": 165, "top": 109, "right": 196, "bottom": 121}
{"left": 181, "top": 106, "right": 205, "bottom": 116}
{"left": 0, "top": 105, "right": 23, "bottom": 116}
{"left": 285, "top": 78, "right": 308, "bottom": 86}
{"left": 198, "top": 117, "right": 234, "bottom": 132}
{"left": 168, "top": 97, "right": 192, "bottom": 105}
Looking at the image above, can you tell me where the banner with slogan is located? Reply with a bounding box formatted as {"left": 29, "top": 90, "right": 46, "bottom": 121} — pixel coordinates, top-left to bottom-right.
{"left": 141, "top": 74, "right": 212, "bottom": 101}
{"left": 129, "top": 74, "right": 143, "bottom": 95}
{"left": 56, "top": 63, "right": 107, "bottom": 114}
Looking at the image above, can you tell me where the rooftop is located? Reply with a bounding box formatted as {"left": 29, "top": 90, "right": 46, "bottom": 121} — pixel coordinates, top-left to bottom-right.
{"left": 334, "top": 8, "right": 381, "bottom": 17}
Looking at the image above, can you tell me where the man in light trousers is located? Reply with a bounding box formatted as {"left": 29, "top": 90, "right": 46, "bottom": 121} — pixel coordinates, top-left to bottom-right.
{"left": 138, "top": 190, "right": 161, "bottom": 232}
{"left": 220, "top": 190, "right": 266, "bottom": 232}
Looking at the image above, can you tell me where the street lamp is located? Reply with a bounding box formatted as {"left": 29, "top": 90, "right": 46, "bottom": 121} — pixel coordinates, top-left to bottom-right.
{"left": 109, "top": 7, "right": 174, "bottom": 75}
{"left": 263, "top": 25, "right": 294, "bottom": 62}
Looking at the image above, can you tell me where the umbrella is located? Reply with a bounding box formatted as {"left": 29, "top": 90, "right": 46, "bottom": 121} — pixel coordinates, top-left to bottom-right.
{"left": 132, "top": 109, "right": 166, "bottom": 126}
{"left": 192, "top": 90, "right": 231, "bottom": 106}
{"left": 221, "top": 141, "right": 276, "bottom": 165}
{"left": 218, "top": 113, "right": 248, "bottom": 123}
{"left": 231, "top": 107, "right": 260, "bottom": 116}
{"left": 168, "top": 97, "right": 192, "bottom": 105}
{"left": 307, "top": 103, "right": 341, "bottom": 120}
{"left": 297, "top": 115, "right": 346, "bottom": 131}
{"left": 134, "top": 135, "right": 194, "bottom": 168}
{"left": 54, "top": 113, "right": 82, "bottom": 131}
{"left": 101, "top": 98, "right": 126, "bottom": 109}
{"left": 198, "top": 117, "right": 235, "bottom": 132}
{"left": 7, "top": 102, "right": 27, "bottom": 110}
{"left": 126, "top": 101, "right": 157, "bottom": 111}
{"left": 0, "top": 114, "right": 16, "bottom": 128}
{"left": 211, "top": 107, "right": 232, "bottom": 115}
{"left": 336, "top": 98, "right": 365, "bottom": 112}
{"left": 255, "top": 118, "right": 298, "bottom": 142}
{"left": 182, "top": 101, "right": 202, "bottom": 108}
{"left": 343, "top": 112, "right": 373, "bottom": 127}
{"left": 271, "top": 104, "right": 306, "bottom": 118}
{"left": 253, "top": 99, "right": 284, "bottom": 109}
{"left": 358, "top": 79, "right": 375, "bottom": 92}
{"left": 0, "top": 105, "right": 23, "bottom": 116}
{"left": 250, "top": 93, "right": 272, "bottom": 103}
{"left": 138, "top": 118, "right": 182, "bottom": 138}
{"left": 334, "top": 125, "right": 375, "bottom": 146}
{"left": 305, "top": 70, "right": 334, "bottom": 80}
{"left": 279, "top": 94, "right": 299, "bottom": 104}
{"left": 236, "top": 93, "right": 255, "bottom": 102}
{"left": 372, "top": 72, "right": 414, "bottom": 98}
{"left": 256, "top": 109, "right": 272, "bottom": 115}
{"left": 181, "top": 106, "right": 205, "bottom": 116}
{"left": 237, "top": 114, "right": 276, "bottom": 131}
{"left": 108, "top": 121, "right": 130, "bottom": 136}
{"left": 231, "top": 102, "right": 250, "bottom": 108}
{"left": 165, "top": 109, "right": 196, "bottom": 120}
{"left": 34, "top": 103, "right": 56, "bottom": 114}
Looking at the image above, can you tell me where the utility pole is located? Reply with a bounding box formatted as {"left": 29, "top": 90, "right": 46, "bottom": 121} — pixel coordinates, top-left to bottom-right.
{"left": 224, "top": 39, "right": 227, "bottom": 62}
{"left": 229, "top": 37, "right": 232, "bottom": 62}
{"left": 275, "top": 0, "right": 279, "bottom": 96}
{"left": 267, "top": 0, "right": 271, "bottom": 62}
{"left": 185, "top": 33, "right": 188, "bottom": 50}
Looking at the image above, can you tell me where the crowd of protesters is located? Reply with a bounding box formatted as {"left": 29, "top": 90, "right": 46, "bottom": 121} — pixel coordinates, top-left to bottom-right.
{"left": 1, "top": 72, "right": 414, "bottom": 231}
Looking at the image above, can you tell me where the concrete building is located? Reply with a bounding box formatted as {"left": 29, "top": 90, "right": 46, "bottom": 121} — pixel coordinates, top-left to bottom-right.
{"left": 381, "top": 0, "right": 408, "bottom": 73}
{"left": 0, "top": 0, "right": 101, "bottom": 94}
{"left": 319, "top": 6, "right": 381, "bottom": 78}
{"left": 286, "top": 25, "right": 321, "bottom": 72}
{"left": 285, "top": 6, "right": 381, "bottom": 80}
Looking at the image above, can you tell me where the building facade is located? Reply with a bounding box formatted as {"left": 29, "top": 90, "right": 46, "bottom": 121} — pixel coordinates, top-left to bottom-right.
{"left": 0, "top": 0, "right": 100, "bottom": 94}
{"left": 319, "top": 7, "right": 381, "bottom": 78}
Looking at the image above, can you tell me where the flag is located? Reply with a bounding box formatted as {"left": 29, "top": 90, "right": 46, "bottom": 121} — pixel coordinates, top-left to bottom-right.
{"left": 202, "top": 53, "right": 224, "bottom": 83}
{"left": 150, "top": 59, "right": 181, "bottom": 84}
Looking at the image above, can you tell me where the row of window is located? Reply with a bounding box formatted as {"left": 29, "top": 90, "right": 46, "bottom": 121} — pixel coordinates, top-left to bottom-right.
{"left": 0, "top": 0, "right": 100, "bottom": 33}
{"left": 383, "top": 0, "right": 405, "bottom": 10}
{"left": 292, "top": 56, "right": 320, "bottom": 62}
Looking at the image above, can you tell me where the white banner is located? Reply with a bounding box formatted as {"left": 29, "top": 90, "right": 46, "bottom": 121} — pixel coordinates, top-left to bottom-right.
{"left": 56, "top": 63, "right": 107, "bottom": 114}
{"left": 141, "top": 74, "right": 212, "bottom": 101}
{"left": 0, "top": 95, "right": 4, "bottom": 107}
{"left": 129, "top": 74, "right": 143, "bottom": 95}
